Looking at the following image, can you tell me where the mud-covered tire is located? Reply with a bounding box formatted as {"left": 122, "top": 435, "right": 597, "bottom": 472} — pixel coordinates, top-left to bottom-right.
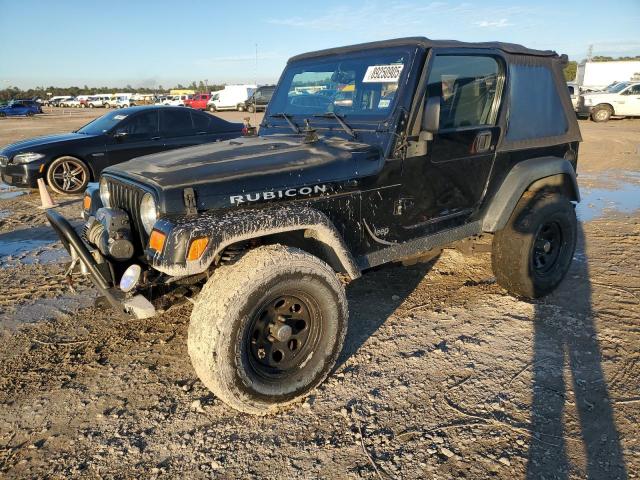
{"left": 591, "top": 104, "right": 613, "bottom": 122}
{"left": 491, "top": 192, "right": 577, "bottom": 299}
{"left": 188, "top": 244, "right": 348, "bottom": 414}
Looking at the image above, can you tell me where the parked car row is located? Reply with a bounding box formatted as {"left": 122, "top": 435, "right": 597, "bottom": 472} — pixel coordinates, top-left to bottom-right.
{"left": 6, "top": 84, "right": 277, "bottom": 116}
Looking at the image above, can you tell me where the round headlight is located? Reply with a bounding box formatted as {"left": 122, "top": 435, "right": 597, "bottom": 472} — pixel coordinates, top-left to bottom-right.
{"left": 99, "top": 177, "right": 111, "bottom": 208}
{"left": 140, "top": 193, "right": 157, "bottom": 234}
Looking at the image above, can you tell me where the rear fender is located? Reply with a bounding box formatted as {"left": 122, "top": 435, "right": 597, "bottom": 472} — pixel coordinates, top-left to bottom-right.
{"left": 482, "top": 156, "right": 579, "bottom": 232}
{"left": 151, "top": 205, "right": 360, "bottom": 280}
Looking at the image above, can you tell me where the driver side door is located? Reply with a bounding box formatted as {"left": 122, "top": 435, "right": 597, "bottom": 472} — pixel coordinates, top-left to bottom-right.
{"left": 616, "top": 84, "right": 640, "bottom": 116}
{"left": 106, "top": 110, "right": 163, "bottom": 166}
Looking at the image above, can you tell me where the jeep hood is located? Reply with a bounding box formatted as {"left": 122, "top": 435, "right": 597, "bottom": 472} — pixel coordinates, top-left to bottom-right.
{"left": 104, "top": 134, "right": 383, "bottom": 213}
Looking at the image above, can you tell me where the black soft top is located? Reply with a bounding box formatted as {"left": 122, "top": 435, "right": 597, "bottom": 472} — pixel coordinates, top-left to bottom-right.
{"left": 289, "top": 37, "right": 558, "bottom": 63}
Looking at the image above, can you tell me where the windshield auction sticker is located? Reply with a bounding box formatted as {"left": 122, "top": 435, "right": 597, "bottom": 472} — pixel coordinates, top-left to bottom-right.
{"left": 363, "top": 64, "right": 404, "bottom": 83}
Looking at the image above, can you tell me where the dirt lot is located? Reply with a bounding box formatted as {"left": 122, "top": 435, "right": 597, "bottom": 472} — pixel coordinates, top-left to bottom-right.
{"left": 0, "top": 110, "right": 638, "bottom": 479}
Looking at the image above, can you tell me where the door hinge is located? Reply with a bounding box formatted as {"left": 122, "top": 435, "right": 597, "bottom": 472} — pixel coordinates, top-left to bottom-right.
{"left": 183, "top": 188, "right": 197, "bottom": 215}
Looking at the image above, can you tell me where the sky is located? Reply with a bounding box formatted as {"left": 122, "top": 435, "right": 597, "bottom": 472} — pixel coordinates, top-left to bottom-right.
{"left": 1, "top": 0, "right": 639, "bottom": 89}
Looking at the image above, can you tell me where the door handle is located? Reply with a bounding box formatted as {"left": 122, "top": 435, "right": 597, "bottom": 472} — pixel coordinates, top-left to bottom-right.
{"left": 151, "top": 136, "right": 161, "bottom": 141}
{"left": 471, "top": 130, "right": 493, "bottom": 154}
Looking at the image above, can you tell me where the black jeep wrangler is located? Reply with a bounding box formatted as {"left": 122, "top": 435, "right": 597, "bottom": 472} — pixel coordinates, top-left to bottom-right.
{"left": 47, "top": 37, "right": 581, "bottom": 414}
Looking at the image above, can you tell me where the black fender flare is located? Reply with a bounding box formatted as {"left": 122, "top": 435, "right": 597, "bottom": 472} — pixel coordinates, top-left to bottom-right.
{"left": 482, "top": 156, "right": 580, "bottom": 232}
{"left": 151, "top": 205, "right": 361, "bottom": 280}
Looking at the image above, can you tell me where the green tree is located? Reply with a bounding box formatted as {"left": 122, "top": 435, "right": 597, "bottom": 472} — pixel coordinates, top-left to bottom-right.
{"left": 564, "top": 61, "right": 577, "bottom": 81}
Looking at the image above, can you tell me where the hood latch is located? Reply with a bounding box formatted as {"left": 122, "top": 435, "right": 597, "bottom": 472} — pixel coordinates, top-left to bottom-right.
{"left": 183, "top": 187, "right": 197, "bottom": 215}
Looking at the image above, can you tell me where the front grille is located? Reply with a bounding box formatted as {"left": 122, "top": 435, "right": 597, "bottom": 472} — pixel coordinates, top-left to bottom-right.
{"left": 106, "top": 178, "right": 147, "bottom": 248}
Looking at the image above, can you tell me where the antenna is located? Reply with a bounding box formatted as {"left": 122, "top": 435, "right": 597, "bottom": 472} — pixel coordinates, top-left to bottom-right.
{"left": 254, "top": 43, "right": 258, "bottom": 126}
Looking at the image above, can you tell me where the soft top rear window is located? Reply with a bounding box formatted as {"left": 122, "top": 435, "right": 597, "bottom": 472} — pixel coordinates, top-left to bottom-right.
{"left": 506, "top": 64, "right": 568, "bottom": 142}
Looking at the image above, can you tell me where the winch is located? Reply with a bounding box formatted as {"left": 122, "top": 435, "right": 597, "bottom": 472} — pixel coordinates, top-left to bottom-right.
{"left": 85, "top": 208, "right": 135, "bottom": 261}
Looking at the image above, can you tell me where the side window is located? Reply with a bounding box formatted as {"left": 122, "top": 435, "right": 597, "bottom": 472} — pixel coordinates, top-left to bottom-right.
{"left": 161, "top": 109, "right": 193, "bottom": 137}
{"left": 506, "top": 64, "right": 568, "bottom": 141}
{"left": 626, "top": 84, "right": 640, "bottom": 95}
{"left": 191, "top": 111, "right": 212, "bottom": 132}
{"left": 427, "top": 55, "right": 501, "bottom": 130}
{"left": 113, "top": 111, "right": 159, "bottom": 139}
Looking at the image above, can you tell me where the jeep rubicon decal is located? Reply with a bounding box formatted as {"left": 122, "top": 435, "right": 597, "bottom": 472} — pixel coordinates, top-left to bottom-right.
{"left": 45, "top": 37, "right": 581, "bottom": 415}
{"left": 230, "top": 184, "right": 328, "bottom": 204}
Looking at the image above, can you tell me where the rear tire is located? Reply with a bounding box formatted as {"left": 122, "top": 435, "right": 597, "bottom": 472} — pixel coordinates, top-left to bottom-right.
{"left": 188, "top": 245, "right": 348, "bottom": 415}
{"left": 591, "top": 104, "right": 613, "bottom": 122}
{"left": 491, "top": 191, "right": 577, "bottom": 299}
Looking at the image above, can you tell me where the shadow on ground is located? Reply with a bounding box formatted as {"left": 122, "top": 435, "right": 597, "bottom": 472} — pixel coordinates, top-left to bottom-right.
{"left": 527, "top": 223, "right": 627, "bottom": 479}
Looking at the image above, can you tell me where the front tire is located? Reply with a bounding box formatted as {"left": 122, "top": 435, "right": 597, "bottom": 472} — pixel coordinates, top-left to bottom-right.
{"left": 188, "top": 245, "right": 348, "bottom": 415}
{"left": 247, "top": 104, "right": 255, "bottom": 113}
{"left": 491, "top": 191, "right": 577, "bottom": 299}
{"left": 591, "top": 104, "right": 613, "bottom": 122}
{"left": 46, "top": 156, "right": 90, "bottom": 195}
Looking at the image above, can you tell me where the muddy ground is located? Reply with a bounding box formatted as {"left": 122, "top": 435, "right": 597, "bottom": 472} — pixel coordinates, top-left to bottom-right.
{"left": 0, "top": 111, "right": 638, "bottom": 479}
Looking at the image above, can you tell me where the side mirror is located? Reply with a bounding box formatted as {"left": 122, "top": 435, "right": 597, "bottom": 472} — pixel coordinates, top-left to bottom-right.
{"left": 405, "top": 95, "right": 440, "bottom": 158}
{"left": 422, "top": 95, "right": 440, "bottom": 134}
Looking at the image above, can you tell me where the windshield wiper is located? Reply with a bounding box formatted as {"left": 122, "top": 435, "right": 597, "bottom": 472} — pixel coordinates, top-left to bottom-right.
{"left": 312, "top": 112, "right": 356, "bottom": 139}
{"left": 269, "top": 112, "right": 300, "bottom": 134}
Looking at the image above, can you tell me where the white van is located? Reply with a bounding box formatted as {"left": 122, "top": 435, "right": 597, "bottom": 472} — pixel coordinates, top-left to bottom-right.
{"left": 207, "top": 84, "right": 256, "bottom": 111}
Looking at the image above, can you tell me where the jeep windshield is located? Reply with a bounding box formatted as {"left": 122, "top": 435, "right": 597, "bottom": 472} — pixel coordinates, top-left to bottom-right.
{"left": 268, "top": 47, "right": 414, "bottom": 121}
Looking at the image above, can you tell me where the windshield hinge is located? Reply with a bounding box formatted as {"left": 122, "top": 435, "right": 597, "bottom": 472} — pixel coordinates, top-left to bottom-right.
{"left": 183, "top": 188, "right": 197, "bottom": 215}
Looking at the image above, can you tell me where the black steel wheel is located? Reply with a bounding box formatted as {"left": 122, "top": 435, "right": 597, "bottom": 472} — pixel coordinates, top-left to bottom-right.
{"left": 246, "top": 292, "right": 322, "bottom": 380}
{"left": 532, "top": 221, "right": 564, "bottom": 276}
{"left": 188, "top": 245, "right": 348, "bottom": 414}
{"left": 46, "top": 156, "right": 90, "bottom": 195}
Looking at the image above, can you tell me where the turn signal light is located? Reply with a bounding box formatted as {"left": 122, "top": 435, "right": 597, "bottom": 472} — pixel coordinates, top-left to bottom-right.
{"left": 187, "top": 237, "right": 209, "bottom": 261}
{"left": 149, "top": 230, "right": 166, "bottom": 252}
{"left": 83, "top": 195, "right": 91, "bottom": 210}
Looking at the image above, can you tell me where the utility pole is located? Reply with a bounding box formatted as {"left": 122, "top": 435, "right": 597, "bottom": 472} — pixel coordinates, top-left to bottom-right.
{"left": 587, "top": 44, "right": 593, "bottom": 61}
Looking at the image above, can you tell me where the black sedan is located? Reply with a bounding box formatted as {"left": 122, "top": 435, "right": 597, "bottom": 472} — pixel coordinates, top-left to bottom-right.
{"left": 0, "top": 106, "right": 243, "bottom": 194}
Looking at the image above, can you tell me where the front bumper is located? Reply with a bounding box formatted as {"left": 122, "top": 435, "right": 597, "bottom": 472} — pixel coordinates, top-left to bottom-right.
{"left": 45, "top": 209, "right": 156, "bottom": 318}
{"left": 0, "top": 160, "right": 44, "bottom": 188}
{"left": 575, "top": 104, "right": 593, "bottom": 116}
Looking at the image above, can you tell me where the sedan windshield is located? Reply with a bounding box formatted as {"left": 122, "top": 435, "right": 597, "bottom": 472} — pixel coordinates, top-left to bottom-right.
{"left": 606, "top": 82, "right": 629, "bottom": 93}
{"left": 268, "top": 47, "right": 413, "bottom": 119}
{"left": 77, "top": 110, "right": 130, "bottom": 135}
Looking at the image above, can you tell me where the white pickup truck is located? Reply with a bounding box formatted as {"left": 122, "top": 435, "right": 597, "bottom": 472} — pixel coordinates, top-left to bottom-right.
{"left": 577, "top": 81, "right": 640, "bottom": 122}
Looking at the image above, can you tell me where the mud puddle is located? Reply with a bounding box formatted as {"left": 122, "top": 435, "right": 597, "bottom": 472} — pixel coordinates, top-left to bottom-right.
{"left": 0, "top": 290, "right": 96, "bottom": 333}
{"left": 577, "top": 174, "right": 640, "bottom": 221}
{"left": 0, "top": 226, "right": 68, "bottom": 266}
